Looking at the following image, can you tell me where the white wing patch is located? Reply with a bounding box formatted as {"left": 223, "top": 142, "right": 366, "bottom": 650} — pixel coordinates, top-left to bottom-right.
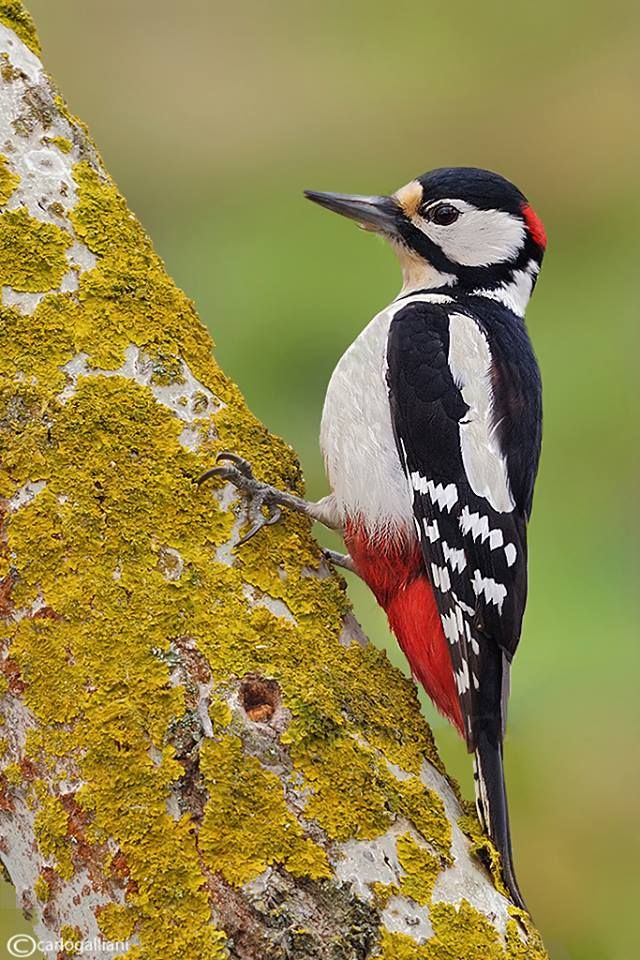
{"left": 455, "top": 661, "right": 470, "bottom": 695}
{"left": 411, "top": 472, "right": 458, "bottom": 511}
{"left": 447, "top": 313, "right": 515, "bottom": 513}
{"left": 471, "top": 569, "right": 507, "bottom": 610}
{"left": 504, "top": 542, "right": 517, "bottom": 567}
{"left": 459, "top": 506, "right": 517, "bottom": 568}
{"left": 423, "top": 518, "right": 440, "bottom": 542}
{"left": 430, "top": 563, "right": 451, "bottom": 593}
{"left": 442, "top": 541, "right": 466, "bottom": 573}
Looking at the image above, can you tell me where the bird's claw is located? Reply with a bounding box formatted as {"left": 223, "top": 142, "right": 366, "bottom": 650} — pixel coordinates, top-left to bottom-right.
{"left": 215, "top": 451, "right": 254, "bottom": 478}
{"left": 196, "top": 452, "right": 256, "bottom": 487}
{"left": 237, "top": 501, "right": 282, "bottom": 544}
{"left": 197, "top": 452, "right": 283, "bottom": 544}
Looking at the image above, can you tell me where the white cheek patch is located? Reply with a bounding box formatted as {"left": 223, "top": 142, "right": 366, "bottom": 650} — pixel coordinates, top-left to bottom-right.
{"left": 413, "top": 200, "right": 526, "bottom": 267}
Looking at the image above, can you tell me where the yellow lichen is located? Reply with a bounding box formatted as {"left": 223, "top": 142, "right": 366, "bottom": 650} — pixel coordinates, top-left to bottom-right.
{"left": 376, "top": 930, "right": 429, "bottom": 960}
{"left": 0, "top": 153, "right": 20, "bottom": 205}
{"left": 0, "top": 51, "right": 21, "bottom": 82}
{"left": 391, "top": 776, "right": 451, "bottom": 861}
{"left": 199, "top": 734, "right": 331, "bottom": 885}
{"left": 458, "top": 812, "right": 510, "bottom": 899}
{"left": 0, "top": 16, "right": 546, "bottom": 957}
{"left": 288, "top": 733, "right": 394, "bottom": 841}
{"left": 34, "top": 873, "right": 50, "bottom": 902}
{"left": 96, "top": 902, "right": 136, "bottom": 942}
{"left": 3, "top": 761, "right": 21, "bottom": 784}
{"left": 42, "top": 134, "right": 73, "bottom": 154}
{"left": 0, "top": 1, "right": 41, "bottom": 55}
{"left": 208, "top": 698, "right": 232, "bottom": 731}
{"left": 370, "top": 882, "right": 399, "bottom": 910}
{"left": 0, "top": 207, "right": 71, "bottom": 291}
{"left": 376, "top": 900, "right": 516, "bottom": 959}
{"left": 0, "top": 151, "right": 457, "bottom": 955}
{"left": 505, "top": 914, "right": 549, "bottom": 960}
{"left": 422, "top": 900, "right": 507, "bottom": 958}
{"left": 69, "top": 161, "right": 210, "bottom": 371}
{"left": 375, "top": 900, "right": 548, "bottom": 960}
{"left": 396, "top": 833, "right": 439, "bottom": 906}
{"left": 34, "top": 789, "right": 74, "bottom": 879}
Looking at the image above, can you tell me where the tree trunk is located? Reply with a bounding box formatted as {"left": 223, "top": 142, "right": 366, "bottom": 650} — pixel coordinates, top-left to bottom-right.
{"left": 0, "top": 5, "right": 547, "bottom": 958}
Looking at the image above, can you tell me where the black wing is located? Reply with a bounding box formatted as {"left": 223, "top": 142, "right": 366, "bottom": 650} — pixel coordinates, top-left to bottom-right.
{"left": 386, "top": 299, "right": 541, "bottom": 749}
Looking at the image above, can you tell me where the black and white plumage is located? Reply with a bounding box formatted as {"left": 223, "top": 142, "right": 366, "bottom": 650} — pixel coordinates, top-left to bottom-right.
{"left": 387, "top": 295, "right": 541, "bottom": 747}
{"left": 203, "top": 168, "right": 546, "bottom": 912}
{"left": 387, "top": 293, "right": 541, "bottom": 907}
{"left": 307, "top": 168, "right": 546, "bottom": 911}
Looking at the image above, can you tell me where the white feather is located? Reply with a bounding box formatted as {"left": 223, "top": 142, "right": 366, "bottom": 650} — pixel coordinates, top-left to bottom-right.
{"left": 447, "top": 313, "right": 515, "bottom": 513}
{"left": 472, "top": 258, "right": 540, "bottom": 317}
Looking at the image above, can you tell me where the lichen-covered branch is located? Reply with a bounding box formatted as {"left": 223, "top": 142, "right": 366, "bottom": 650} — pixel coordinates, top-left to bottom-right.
{"left": 0, "top": 5, "right": 547, "bottom": 959}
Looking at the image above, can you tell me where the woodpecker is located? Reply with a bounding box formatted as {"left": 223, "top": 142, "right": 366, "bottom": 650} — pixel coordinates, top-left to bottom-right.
{"left": 199, "top": 166, "right": 546, "bottom": 911}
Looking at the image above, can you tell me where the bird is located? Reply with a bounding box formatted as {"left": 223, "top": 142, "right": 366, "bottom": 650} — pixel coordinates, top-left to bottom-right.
{"left": 198, "top": 166, "right": 546, "bottom": 911}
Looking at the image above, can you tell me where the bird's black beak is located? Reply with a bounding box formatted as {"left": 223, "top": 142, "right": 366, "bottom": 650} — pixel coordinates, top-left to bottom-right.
{"left": 304, "top": 190, "right": 401, "bottom": 235}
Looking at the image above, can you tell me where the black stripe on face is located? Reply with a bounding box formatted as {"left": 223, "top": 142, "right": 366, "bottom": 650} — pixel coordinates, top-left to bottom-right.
{"left": 395, "top": 215, "right": 542, "bottom": 289}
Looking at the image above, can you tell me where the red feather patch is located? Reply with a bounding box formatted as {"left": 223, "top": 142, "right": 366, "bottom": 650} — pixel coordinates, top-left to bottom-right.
{"left": 345, "top": 521, "right": 464, "bottom": 735}
{"left": 522, "top": 203, "right": 547, "bottom": 249}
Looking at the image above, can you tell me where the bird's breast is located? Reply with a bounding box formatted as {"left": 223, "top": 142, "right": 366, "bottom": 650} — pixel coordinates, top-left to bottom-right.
{"left": 319, "top": 304, "right": 414, "bottom": 538}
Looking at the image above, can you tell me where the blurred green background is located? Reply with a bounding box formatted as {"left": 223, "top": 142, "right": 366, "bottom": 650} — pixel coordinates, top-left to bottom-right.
{"left": 1, "top": 2, "right": 637, "bottom": 958}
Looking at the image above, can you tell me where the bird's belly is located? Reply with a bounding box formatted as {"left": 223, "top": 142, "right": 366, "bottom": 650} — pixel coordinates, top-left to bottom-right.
{"left": 319, "top": 306, "right": 414, "bottom": 538}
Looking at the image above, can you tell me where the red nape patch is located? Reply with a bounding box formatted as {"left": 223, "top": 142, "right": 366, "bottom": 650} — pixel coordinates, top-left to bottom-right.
{"left": 522, "top": 203, "right": 547, "bottom": 249}
{"left": 345, "top": 521, "right": 464, "bottom": 735}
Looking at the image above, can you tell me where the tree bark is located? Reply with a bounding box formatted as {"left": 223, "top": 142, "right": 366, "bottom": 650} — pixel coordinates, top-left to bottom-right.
{"left": 0, "top": 5, "right": 548, "bottom": 959}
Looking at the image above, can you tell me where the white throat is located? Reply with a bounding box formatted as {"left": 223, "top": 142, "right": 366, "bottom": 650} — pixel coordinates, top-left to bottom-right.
{"left": 392, "top": 236, "right": 539, "bottom": 317}
{"left": 391, "top": 239, "right": 456, "bottom": 295}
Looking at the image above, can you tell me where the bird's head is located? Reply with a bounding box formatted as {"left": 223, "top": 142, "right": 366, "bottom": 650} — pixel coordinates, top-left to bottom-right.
{"left": 305, "top": 167, "right": 546, "bottom": 313}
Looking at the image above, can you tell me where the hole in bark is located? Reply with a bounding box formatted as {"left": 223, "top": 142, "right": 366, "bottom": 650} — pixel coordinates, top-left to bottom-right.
{"left": 240, "top": 676, "right": 280, "bottom": 723}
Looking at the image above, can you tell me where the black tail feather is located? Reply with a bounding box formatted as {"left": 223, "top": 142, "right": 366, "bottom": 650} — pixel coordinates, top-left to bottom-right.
{"left": 473, "top": 731, "right": 527, "bottom": 912}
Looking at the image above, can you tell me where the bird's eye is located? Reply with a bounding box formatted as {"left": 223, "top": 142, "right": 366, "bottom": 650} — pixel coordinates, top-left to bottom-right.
{"left": 426, "top": 203, "right": 460, "bottom": 226}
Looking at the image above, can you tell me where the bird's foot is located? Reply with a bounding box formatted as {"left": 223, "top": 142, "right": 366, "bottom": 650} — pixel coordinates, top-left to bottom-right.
{"left": 323, "top": 549, "right": 357, "bottom": 574}
{"left": 197, "top": 452, "right": 290, "bottom": 544}
{"left": 197, "top": 451, "right": 324, "bottom": 545}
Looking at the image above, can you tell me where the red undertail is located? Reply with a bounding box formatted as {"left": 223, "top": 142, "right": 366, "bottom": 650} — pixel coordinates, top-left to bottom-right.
{"left": 345, "top": 520, "right": 464, "bottom": 734}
